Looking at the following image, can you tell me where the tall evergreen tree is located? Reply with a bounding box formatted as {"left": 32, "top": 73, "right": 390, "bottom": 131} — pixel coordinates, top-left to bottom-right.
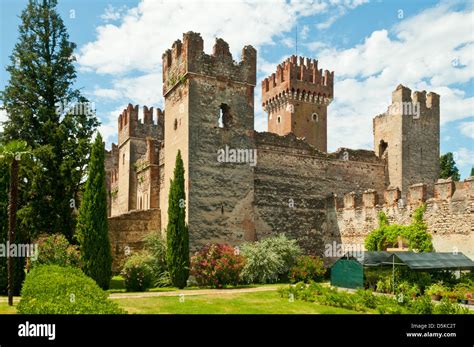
{"left": 0, "top": 141, "right": 31, "bottom": 303}
{"left": 439, "top": 152, "right": 460, "bottom": 181}
{"left": 470, "top": 167, "right": 474, "bottom": 177}
{"left": 76, "top": 134, "right": 112, "bottom": 289}
{"left": 166, "top": 150, "right": 189, "bottom": 289}
{"left": 0, "top": 0, "right": 99, "bottom": 241}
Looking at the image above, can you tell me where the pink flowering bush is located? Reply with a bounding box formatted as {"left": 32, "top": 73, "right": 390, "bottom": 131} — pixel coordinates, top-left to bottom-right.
{"left": 289, "top": 255, "right": 326, "bottom": 283}
{"left": 31, "top": 233, "right": 82, "bottom": 268}
{"left": 190, "top": 244, "right": 245, "bottom": 288}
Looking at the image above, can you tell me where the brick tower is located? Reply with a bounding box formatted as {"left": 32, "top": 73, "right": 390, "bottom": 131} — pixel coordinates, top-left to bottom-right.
{"left": 161, "top": 32, "right": 257, "bottom": 250}
{"left": 262, "top": 56, "right": 334, "bottom": 152}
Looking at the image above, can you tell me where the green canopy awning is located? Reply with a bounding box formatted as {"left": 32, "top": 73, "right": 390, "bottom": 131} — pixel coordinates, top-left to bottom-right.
{"left": 387, "top": 252, "right": 474, "bottom": 271}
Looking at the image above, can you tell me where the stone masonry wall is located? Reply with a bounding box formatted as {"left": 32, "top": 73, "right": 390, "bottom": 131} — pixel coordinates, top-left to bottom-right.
{"left": 108, "top": 209, "right": 161, "bottom": 273}
{"left": 333, "top": 177, "right": 474, "bottom": 260}
{"left": 254, "top": 131, "right": 388, "bottom": 255}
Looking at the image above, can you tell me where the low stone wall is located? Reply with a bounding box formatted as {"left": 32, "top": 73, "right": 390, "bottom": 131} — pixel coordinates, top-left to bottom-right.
{"left": 333, "top": 177, "right": 474, "bottom": 259}
{"left": 108, "top": 209, "right": 161, "bottom": 273}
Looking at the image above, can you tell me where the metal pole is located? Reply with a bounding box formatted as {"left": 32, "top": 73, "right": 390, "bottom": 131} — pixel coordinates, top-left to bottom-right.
{"left": 392, "top": 255, "right": 395, "bottom": 294}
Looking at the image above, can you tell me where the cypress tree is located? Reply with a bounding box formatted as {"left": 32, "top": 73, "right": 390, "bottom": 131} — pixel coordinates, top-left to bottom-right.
{"left": 76, "top": 134, "right": 112, "bottom": 289}
{"left": 166, "top": 150, "right": 189, "bottom": 289}
{"left": 470, "top": 167, "right": 474, "bottom": 177}
{"left": 0, "top": 0, "right": 98, "bottom": 241}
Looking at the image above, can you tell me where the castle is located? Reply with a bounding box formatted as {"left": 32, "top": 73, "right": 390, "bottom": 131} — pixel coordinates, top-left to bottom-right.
{"left": 105, "top": 32, "right": 473, "bottom": 271}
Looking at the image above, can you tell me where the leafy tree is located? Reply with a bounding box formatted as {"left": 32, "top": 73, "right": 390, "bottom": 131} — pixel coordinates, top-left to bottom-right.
{"left": 166, "top": 150, "right": 189, "bottom": 289}
{"left": 470, "top": 167, "right": 474, "bottom": 177}
{"left": 0, "top": 0, "right": 99, "bottom": 241}
{"left": 76, "top": 134, "right": 112, "bottom": 289}
{"left": 0, "top": 140, "right": 31, "bottom": 304}
{"left": 439, "top": 152, "right": 460, "bottom": 181}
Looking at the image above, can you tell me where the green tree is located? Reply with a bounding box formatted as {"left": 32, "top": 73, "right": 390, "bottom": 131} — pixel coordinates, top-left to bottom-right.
{"left": 0, "top": 0, "right": 99, "bottom": 241}
{"left": 470, "top": 167, "right": 474, "bottom": 177}
{"left": 439, "top": 153, "right": 460, "bottom": 181}
{"left": 76, "top": 134, "right": 112, "bottom": 289}
{"left": 166, "top": 150, "right": 189, "bottom": 288}
{"left": 0, "top": 140, "right": 31, "bottom": 304}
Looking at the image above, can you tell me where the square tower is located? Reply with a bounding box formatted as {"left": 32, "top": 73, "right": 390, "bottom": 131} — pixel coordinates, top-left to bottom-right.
{"left": 161, "top": 32, "right": 257, "bottom": 250}
{"left": 373, "top": 84, "right": 440, "bottom": 197}
{"left": 262, "top": 56, "right": 334, "bottom": 152}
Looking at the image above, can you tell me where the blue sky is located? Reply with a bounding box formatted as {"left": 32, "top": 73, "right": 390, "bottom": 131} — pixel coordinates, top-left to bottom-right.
{"left": 1, "top": 0, "right": 473, "bottom": 177}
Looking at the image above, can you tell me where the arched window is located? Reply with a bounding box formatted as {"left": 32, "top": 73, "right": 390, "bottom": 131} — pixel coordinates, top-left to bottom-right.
{"left": 312, "top": 113, "right": 318, "bottom": 122}
{"left": 277, "top": 115, "right": 281, "bottom": 124}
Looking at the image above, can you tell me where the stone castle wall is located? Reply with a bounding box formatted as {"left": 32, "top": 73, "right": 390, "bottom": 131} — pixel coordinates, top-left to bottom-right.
{"left": 108, "top": 209, "right": 161, "bottom": 272}
{"left": 332, "top": 177, "right": 474, "bottom": 260}
{"left": 253, "top": 132, "right": 387, "bottom": 254}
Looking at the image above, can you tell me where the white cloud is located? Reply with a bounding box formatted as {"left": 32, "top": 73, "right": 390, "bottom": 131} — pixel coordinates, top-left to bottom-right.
{"left": 100, "top": 4, "right": 127, "bottom": 22}
{"left": 93, "top": 87, "right": 122, "bottom": 100}
{"left": 459, "top": 121, "right": 474, "bottom": 139}
{"left": 78, "top": 0, "right": 333, "bottom": 75}
{"left": 453, "top": 147, "right": 474, "bottom": 168}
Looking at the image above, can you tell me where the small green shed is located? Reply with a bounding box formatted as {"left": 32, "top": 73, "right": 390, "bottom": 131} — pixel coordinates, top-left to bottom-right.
{"left": 330, "top": 251, "right": 392, "bottom": 289}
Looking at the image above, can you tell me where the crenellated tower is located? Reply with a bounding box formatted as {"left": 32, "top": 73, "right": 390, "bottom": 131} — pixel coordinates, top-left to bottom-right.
{"left": 111, "top": 104, "right": 164, "bottom": 216}
{"left": 161, "top": 32, "right": 257, "bottom": 249}
{"left": 262, "top": 56, "right": 334, "bottom": 152}
{"left": 373, "top": 84, "right": 440, "bottom": 198}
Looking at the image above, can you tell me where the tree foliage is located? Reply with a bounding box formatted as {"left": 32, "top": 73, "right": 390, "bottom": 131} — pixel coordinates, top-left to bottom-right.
{"left": 365, "top": 205, "right": 433, "bottom": 252}
{"left": 76, "top": 134, "right": 112, "bottom": 289}
{"left": 166, "top": 150, "right": 189, "bottom": 289}
{"left": 0, "top": 0, "right": 98, "bottom": 241}
{"left": 439, "top": 152, "right": 460, "bottom": 181}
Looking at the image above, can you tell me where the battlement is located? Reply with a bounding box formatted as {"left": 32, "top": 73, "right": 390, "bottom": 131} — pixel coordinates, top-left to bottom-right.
{"left": 118, "top": 104, "right": 164, "bottom": 145}
{"left": 374, "top": 85, "right": 440, "bottom": 120}
{"left": 262, "top": 55, "right": 334, "bottom": 112}
{"left": 162, "top": 32, "right": 256, "bottom": 96}
{"left": 336, "top": 176, "right": 474, "bottom": 210}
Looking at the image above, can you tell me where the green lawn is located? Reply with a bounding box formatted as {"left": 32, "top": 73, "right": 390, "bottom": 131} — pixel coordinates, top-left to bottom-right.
{"left": 112, "top": 290, "right": 365, "bottom": 314}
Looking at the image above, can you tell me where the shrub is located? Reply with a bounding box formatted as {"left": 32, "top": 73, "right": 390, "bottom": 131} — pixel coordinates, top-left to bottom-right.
{"left": 121, "top": 252, "right": 154, "bottom": 292}
{"left": 241, "top": 235, "right": 301, "bottom": 284}
{"left": 354, "top": 289, "right": 378, "bottom": 309}
{"left": 426, "top": 282, "right": 447, "bottom": 297}
{"left": 190, "top": 244, "right": 245, "bottom": 288}
{"left": 365, "top": 206, "right": 433, "bottom": 252}
{"left": 376, "top": 276, "right": 393, "bottom": 294}
{"left": 30, "top": 233, "right": 81, "bottom": 268}
{"left": 289, "top": 255, "right": 326, "bottom": 283}
{"left": 143, "top": 232, "right": 171, "bottom": 287}
{"left": 409, "top": 295, "right": 434, "bottom": 314}
{"left": 397, "top": 281, "right": 420, "bottom": 298}
{"left": 17, "top": 265, "right": 124, "bottom": 314}
{"left": 433, "top": 298, "right": 469, "bottom": 314}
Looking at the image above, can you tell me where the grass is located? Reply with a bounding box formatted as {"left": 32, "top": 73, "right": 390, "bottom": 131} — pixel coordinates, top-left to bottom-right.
{"left": 113, "top": 290, "right": 364, "bottom": 314}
